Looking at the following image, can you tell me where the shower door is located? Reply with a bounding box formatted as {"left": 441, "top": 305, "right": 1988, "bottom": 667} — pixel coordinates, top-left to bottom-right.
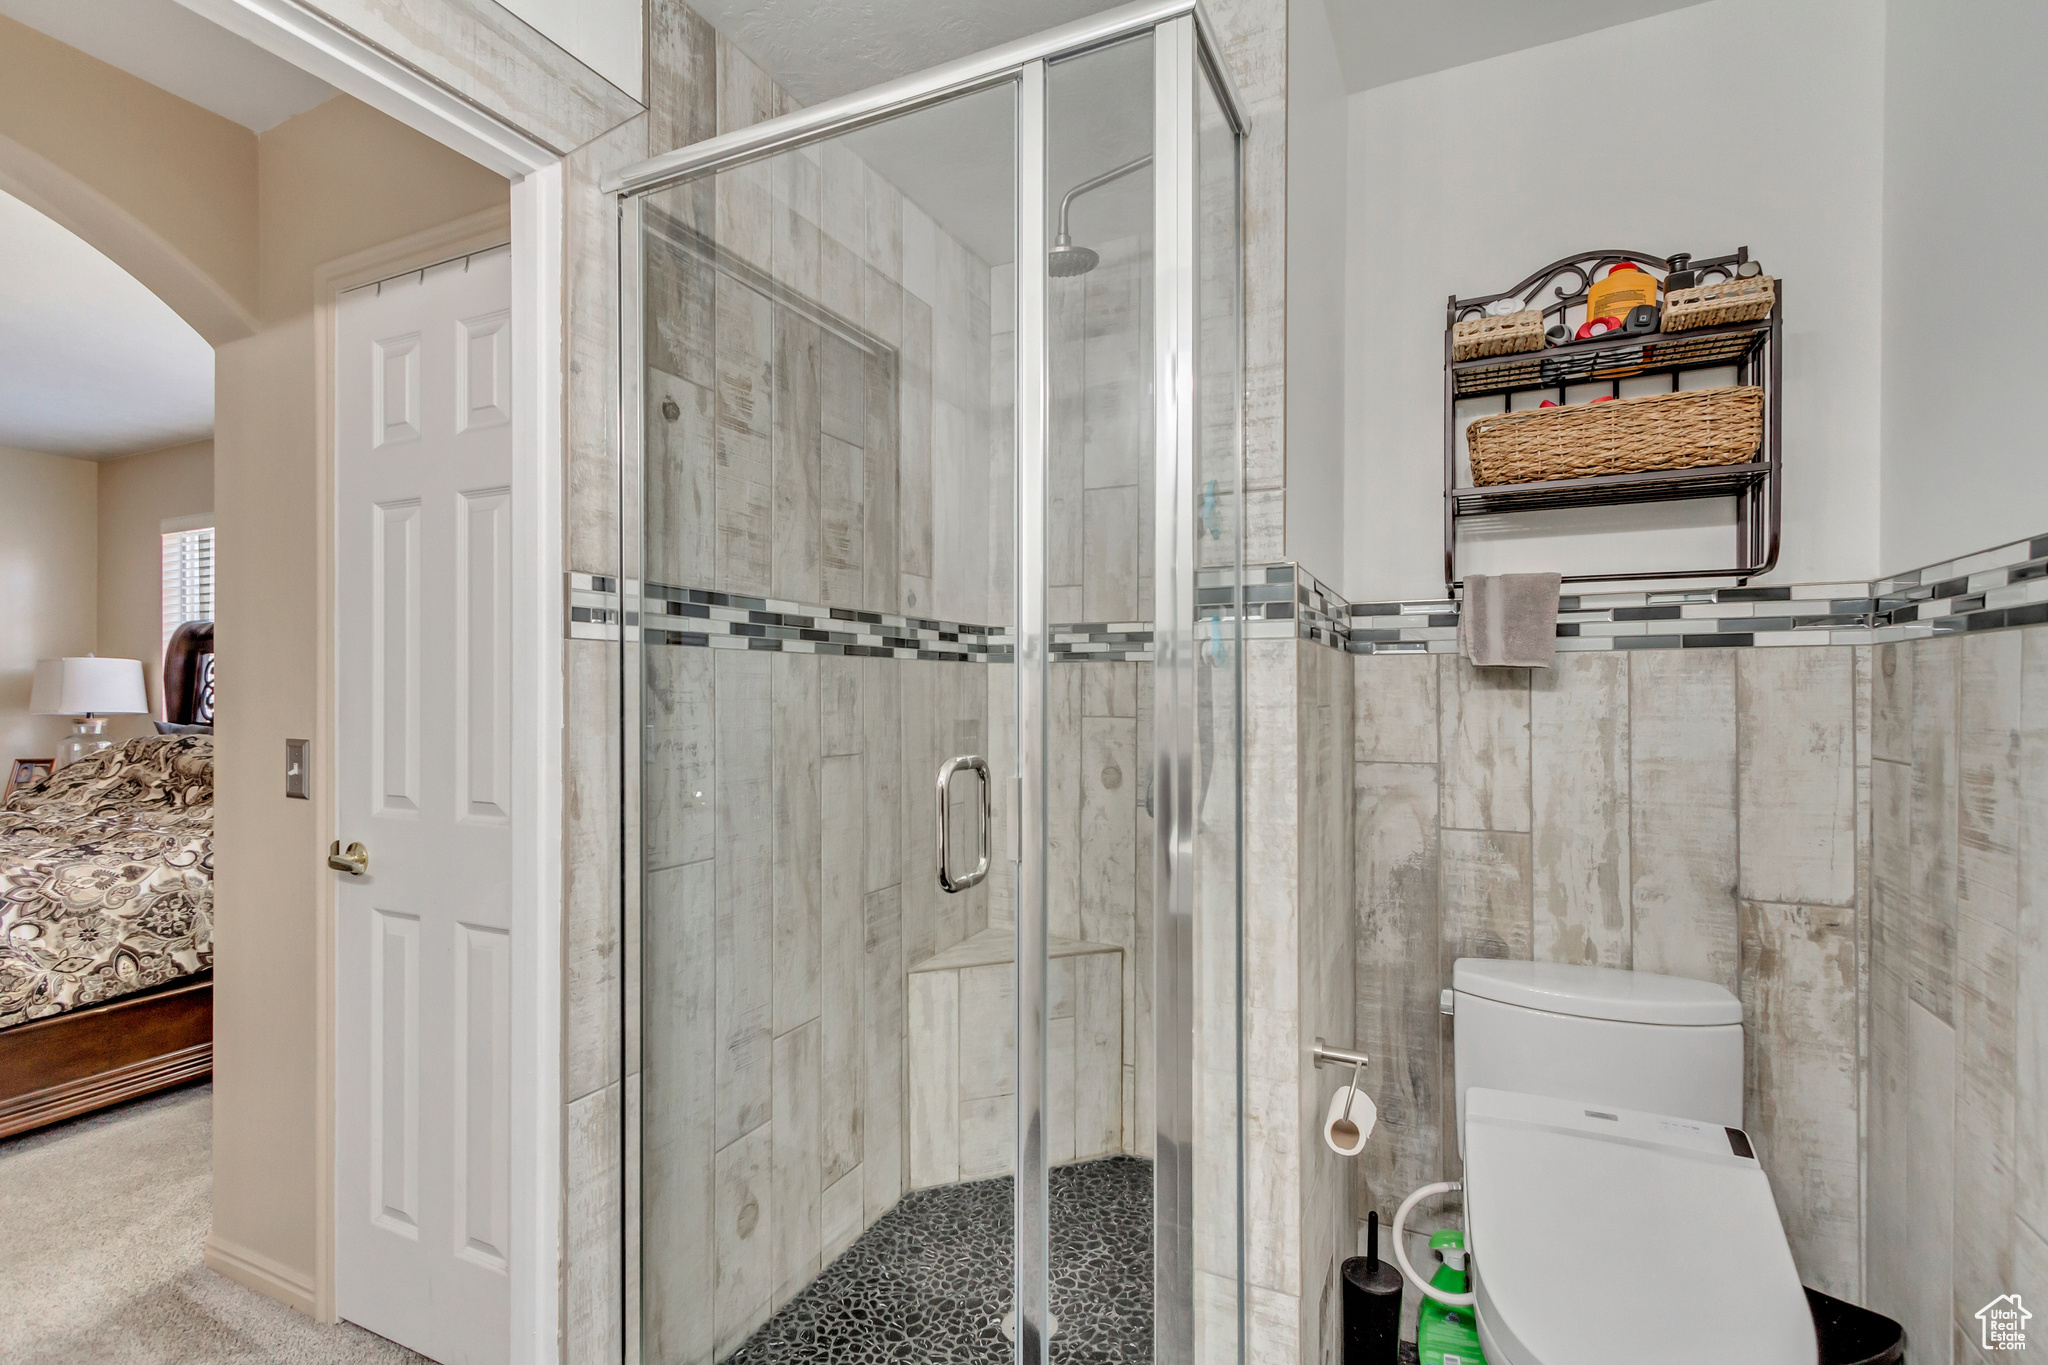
{"left": 619, "top": 8, "right": 1245, "bottom": 1362}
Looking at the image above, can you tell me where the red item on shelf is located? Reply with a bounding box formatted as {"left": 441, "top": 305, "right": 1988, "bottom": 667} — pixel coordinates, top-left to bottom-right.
{"left": 1539, "top": 400, "right": 1558, "bottom": 408}
{"left": 1591, "top": 395, "right": 1616, "bottom": 403}
{"left": 1575, "top": 315, "right": 1624, "bottom": 340}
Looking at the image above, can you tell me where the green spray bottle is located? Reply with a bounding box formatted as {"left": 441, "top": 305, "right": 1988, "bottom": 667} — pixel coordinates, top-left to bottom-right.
{"left": 1415, "top": 1229, "right": 1487, "bottom": 1365}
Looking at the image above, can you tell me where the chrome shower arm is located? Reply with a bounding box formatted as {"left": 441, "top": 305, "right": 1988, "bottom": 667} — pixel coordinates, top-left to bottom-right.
{"left": 1056, "top": 154, "right": 1153, "bottom": 237}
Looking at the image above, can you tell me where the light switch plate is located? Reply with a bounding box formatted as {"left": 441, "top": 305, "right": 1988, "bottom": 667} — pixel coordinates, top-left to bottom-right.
{"left": 285, "top": 738, "right": 310, "bottom": 800}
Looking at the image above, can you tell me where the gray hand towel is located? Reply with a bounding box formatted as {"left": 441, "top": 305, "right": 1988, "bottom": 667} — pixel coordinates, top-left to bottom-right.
{"left": 1460, "top": 572, "right": 1561, "bottom": 668}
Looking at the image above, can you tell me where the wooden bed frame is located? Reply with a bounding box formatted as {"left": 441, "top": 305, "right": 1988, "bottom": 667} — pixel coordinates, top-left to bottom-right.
{"left": 0, "top": 976, "right": 213, "bottom": 1139}
{"left": 0, "top": 621, "right": 215, "bottom": 1140}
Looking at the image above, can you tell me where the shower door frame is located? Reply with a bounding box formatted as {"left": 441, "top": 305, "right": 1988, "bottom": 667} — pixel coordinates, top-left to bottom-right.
{"left": 608, "top": 4, "right": 1247, "bottom": 1359}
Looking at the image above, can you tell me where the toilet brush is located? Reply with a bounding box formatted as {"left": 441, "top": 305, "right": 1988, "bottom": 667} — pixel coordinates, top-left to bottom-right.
{"left": 1341, "top": 1211, "right": 1403, "bottom": 1365}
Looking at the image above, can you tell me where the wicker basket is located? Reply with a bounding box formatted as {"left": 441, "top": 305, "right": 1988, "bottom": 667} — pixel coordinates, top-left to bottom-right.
{"left": 1451, "top": 308, "right": 1544, "bottom": 361}
{"left": 1662, "top": 275, "right": 1775, "bottom": 331}
{"left": 1466, "top": 385, "right": 1764, "bottom": 486}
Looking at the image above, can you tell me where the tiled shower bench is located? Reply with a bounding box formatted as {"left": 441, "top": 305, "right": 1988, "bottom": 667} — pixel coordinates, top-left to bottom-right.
{"left": 906, "top": 926, "right": 1125, "bottom": 1189}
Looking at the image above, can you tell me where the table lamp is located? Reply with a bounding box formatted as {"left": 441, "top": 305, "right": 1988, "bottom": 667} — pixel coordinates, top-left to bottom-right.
{"left": 30, "top": 656, "right": 148, "bottom": 768}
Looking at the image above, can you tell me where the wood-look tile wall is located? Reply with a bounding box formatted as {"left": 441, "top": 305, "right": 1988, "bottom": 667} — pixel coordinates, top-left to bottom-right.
{"left": 638, "top": 118, "right": 996, "bottom": 629}
{"left": 640, "top": 648, "right": 1158, "bottom": 1363}
{"left": 1300, "top": 641, "right": 1358, "bottom": 1365}
{"left": 1051, "top": 661, "right": 1154, "bottom": 1154}
{"left": 642, "top": 647, "right": 1003, "bottom": 1361}
{"left": 310, "top": 0, "right": 644, "bottom": 157}
{"left": 633, "top": 40, "right": 1014, "bottom": 1347}
{"left": 1868, "top": 627, "right": 2048, "bottom": 1365}
{"left": 572, "top": 1, "right": 1288, "bottom": 1357}
{"left": 1050, "top": 236, "right": 1154, "bottom": 625}
{"left": 1240, "top": 639, "right": 1356, "bottom": 1365}
{"left": 1203, "top": 0, "right": 1288, "bottom": 568}
{"left": 563, "top": 103, "right": 650, "bottom": 1365}
{"left": 627, "top": 12, "right": 1166, "bottom": 1361}
{"left": 1354, "top": 646, "right": 1872, "bottom": 1326}
{"left": 572, "top": 7, "right": 1006, "bottom": 1356}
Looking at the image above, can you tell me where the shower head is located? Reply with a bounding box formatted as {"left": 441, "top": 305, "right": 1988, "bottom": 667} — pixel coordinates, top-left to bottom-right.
{"left": 1048, "top": 233, "right": 1100, "bottom": 277}
{"left": 1049, "top": 153, "right": 1151, "bottom": 280}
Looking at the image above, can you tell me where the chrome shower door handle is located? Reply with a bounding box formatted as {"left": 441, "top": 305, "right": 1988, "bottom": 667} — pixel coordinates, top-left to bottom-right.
{"left": 936, "top": 754, "right": 991, "bottom": 893}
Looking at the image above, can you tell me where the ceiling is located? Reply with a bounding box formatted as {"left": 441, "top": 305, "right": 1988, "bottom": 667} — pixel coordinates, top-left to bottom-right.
{"left": 0, "top": 0, "right": 332, "bottom": 132}
{"left": 1323, "top": 0, "right": 1715, "bottom": 92}
{"left": 0, "top": 190, "right": 214, "bottom": 459}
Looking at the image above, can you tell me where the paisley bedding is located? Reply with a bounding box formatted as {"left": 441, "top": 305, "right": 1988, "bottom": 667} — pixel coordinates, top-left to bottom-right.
{"left": 0, "top": 735, "right": 213, "bottom": 1029}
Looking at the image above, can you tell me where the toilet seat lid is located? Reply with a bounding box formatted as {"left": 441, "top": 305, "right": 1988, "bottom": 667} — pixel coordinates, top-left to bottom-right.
{"left": 1453, "top": 958, "right": 1743, "bottom": 1025}
{"left": 1464, "top": 1089, "right": 1817, "bottom": 1365}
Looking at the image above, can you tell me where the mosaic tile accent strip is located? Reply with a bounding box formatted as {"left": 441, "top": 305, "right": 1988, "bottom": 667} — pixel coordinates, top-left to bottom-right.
{"left": 1326, "top": 529, "right": 2048, "bottom": 655}
{"left": 1284, "top": 563, "right": 1350, "bottom": 648}
{"left": 1211, "top": 563, "right": 1352, "bottom": 649}
{"left": 640, "top": 580, "right": 1015, "bottom": 661}
{"left": 588, "top": 543, "right": 2048, "bottom": 660}
{"left": 567, "top": 571, "right": 624, "bottom": 641}
{"left": 584, "top": 571, "right": 1307, "bottom": 659}
{"left": 723, "top": 1155, "right": 1152, "bottom": 1365}
{"left": 1344, "top": 576, "right": 1899, "bottom": 655}
{"left": 589, "top": 535, "right": 2048, "bottom": 656}
{"left": 604, "top": 578, "right": 1160, "bottom": 662}
{"left": 1870, "top": 531, "right": 2048, "bottom": 637}
{"left": 1048, "top": 625, "right": 1155, "bottom": 663}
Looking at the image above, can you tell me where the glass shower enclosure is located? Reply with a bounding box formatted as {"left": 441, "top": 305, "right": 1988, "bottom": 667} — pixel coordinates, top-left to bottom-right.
{"left": 612, "top": 3, "right": 1246, "bottom": 1359}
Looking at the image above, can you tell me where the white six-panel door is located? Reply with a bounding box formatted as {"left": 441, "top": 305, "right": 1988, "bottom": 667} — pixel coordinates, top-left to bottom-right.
{"left": 335, "top": 247, "right": 515, "bottom": 1365}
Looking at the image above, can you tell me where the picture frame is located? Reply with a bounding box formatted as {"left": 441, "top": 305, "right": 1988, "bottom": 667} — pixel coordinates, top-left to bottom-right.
{"left": 5, "top": 758, "right": 54, "bottom": 802}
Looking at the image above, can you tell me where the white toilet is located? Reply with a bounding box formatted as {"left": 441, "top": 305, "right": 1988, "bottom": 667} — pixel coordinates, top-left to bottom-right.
{"left": 1435, "top": 957, "right": 1819, "bottom": 1365}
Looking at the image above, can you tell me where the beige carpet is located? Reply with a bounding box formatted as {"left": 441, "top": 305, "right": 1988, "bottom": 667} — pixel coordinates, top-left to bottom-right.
{"left": 0, "top": 1082, "right": 428, "bottom": 1364}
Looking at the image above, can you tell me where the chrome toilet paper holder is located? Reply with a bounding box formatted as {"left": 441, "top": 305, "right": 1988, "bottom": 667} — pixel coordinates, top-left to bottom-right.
{"left": 1313, "top": 1038, "right": 1369, "bottom": 1070}
{"left": 1315, "top": 1038, "right": 1370, "bottom": 1106}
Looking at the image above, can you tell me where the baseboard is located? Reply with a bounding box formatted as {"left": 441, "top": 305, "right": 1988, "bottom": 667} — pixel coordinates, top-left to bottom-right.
{"left": 204, "top": 1233, "right": 317, "bottom": 1318}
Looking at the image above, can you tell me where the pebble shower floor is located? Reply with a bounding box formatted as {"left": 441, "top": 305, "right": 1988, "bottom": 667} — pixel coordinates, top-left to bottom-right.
{"left": 722, "top": 1156, "right": 1154, "bottom": 1363}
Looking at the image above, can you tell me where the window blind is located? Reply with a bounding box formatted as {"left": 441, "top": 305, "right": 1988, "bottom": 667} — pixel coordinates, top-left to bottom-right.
{"left": 162, "top": 525, "right": 215, "bottom": 660}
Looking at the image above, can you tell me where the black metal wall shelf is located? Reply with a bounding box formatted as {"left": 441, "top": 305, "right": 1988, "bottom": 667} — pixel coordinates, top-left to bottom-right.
{"left": 1451, "top": 461, "right": 1771, "bottom": 516}
{"left": 1451, "top": 316, "right": 1770, "bottom": 399}
{"left": 1444, "top": 247, "right": 1782, "bottom": 590}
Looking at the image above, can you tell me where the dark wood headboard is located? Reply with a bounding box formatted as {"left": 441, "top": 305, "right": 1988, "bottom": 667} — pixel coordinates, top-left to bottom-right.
{"left": 164, "top": 621, "right": 214, "bottom": 726}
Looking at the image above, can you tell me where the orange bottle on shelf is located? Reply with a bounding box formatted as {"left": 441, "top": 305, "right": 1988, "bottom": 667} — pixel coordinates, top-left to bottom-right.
{"left": 1587, "top": 261, "right": 1657, "bottom": 326}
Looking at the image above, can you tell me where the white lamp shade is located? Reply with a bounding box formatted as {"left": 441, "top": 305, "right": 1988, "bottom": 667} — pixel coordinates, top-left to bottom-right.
{"left": 30, "top": 657, "right": 149, "bottom": 716}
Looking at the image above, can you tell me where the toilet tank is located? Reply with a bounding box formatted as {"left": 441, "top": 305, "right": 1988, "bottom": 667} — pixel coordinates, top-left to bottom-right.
{"left": 1451, "top": 959, "right": 1744, "bottom": 1156}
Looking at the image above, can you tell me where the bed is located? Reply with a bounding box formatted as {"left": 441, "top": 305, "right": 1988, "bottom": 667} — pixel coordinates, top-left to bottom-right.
{"left": 0, "top": 624, "right": 215, "bottom": 1138}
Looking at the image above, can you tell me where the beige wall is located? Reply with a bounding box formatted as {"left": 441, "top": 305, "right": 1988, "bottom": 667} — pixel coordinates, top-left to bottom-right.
{"left": 0, "top": 25, "right": 241, "bottom": 751}
{"left": 0, "top": 14, "right": 258, "bottom": 343}
{"left": 208, "top": 93, "right": 507, "bottom": 1304}
{"left": 0, "top": 446, "right": 98, "bottom": 766}
{"left": 6, "top": 4, "right": 613, "bottom": 1326}
{"left": 95, "top": 440, "right": 214, "bottom": 741}
{"left": 0, "top": 438, "right": 207, "bottom": 770}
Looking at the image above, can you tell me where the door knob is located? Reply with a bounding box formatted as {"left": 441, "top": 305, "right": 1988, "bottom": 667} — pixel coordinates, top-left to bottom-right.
{"left": 328, "top": 840, "right": 369, "bottom": 876}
